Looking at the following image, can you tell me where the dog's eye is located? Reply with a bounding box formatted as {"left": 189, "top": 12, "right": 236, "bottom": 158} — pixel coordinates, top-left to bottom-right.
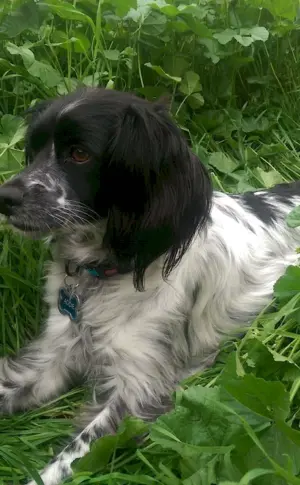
{"left": 70, "top": 147, "right": 90, "bottom": 163}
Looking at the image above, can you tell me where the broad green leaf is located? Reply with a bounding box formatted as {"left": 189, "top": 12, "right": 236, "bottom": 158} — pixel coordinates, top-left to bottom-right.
{"left": 178, "top": 4, "right": 209, "bottom": 19}
{"left": 253, "top": 167, "right": 284, "bottom": 188}
{"left": 241, "top": 116, "right": 270, "bottom": 133}
{"left": 182, "top": 457, "right": 219, "bottom": 485}
{"left": 74, "top": 417, "right": 148, "bottom": 473}
{"left": 183, "top": 16, "right": 212, "bottom": 38}
{"left": 277, "top": 420, "right": 300, "bottom": 447}
{"left": 152, "top": 384, "right": 269, "bottom": 471}
{"left": 274, "top": 265, "right": 300, "bottom": 300}
{"left": 234, "top": 35, "right": 254, "bottom": 47}
{"left": 163, "top": 56, "right": 189, "bottom": 77}
{"left": 256, "top": 143, "right": 286, "bottom": 157}
{"left": 72, "top": 32, "right": 91, "bottom": 53}
{"left": 51, "top": 30, "right": 91, "bottom": 53}
{"left": 0, "top": 0, "right": 44, "bottom": 37}
{"left": 8, "top": 149, "right": 24, "bottom": 169}
{"left": 137, "top": 86, "right": 168, "bottom": 100}
{"left": 171, "top": 18, "right": 190, "bottom": 33}
{"left": 41, "top": 1, "right": 95, "bottom": 32}
{"left": 0, "top": 148, "right": 24, "bottom": 171}
{"left": 214, "top": 29, "right": 236, "bottom": 45}
{"left": 250, "top": 0, "right": 297, "bottom": 20}
{"left": 243, "top": 424, "right": 300, "bottom": 482}
{"left": 241, "top": 338, "right": 297, "bottom": 382}
{"left": 180, "top": 71, "right": 201, "bottom": 96}
{"left": 152, "top": 4, "right": 179, "bottom": 17}
{"left": 0, "top": 58, "right": 54, "bottom": 96}
{"left": 56, "top": 78, "right": 80, "bottom": 95}
{"left": 286, "top": 206, "right": 300, "bottom": 228}
{"left": 82, "top": 73, "right": 103, "bottom": 87}
{"left": 145, "top": 63, "right": 181, "bottom": 82}
{"left": 215, "top": 26, "right": 269, "bottom": 46}
{"left": 126, "top": 7, "right": 146, "bottom": 22}
{"left": 143, "top": 11, "right": 167, "bottom": 35}
{"left": 103, "top": 50, "right": 120, "bottom": 61}
{"left": 110, "top": 0, "right": 137, "bottom": 16}
{"left": 13, "top": 80, "right": 35, "bottom": 96}
{"left": 208, "top": 153, "right": 237, "bottom": 174}
{"left": 5, "top": 42, "right": 35, "bottom": 68}
{"left": 152, "top": 386, "right": 240, "bottom": 454}
{"left": 194, "top": 110, "right": 224, "bottom": 131}
{"left": 187, "top": 93, "right": 205, "bottom": 109}
{"left": 1, "top": 115, "right": 25, "bottom": 141}
{"left": 51, "top": 29, "right": 69, "bottom": 45}
{"left": 246, "top": 26, "right": 269, "bottom": 42}
{"left": 199, "top": 38, "right": 223, "bottom": 64}
{"left": 121, "top": 46, "right": 136, "bottom": 57}
{"left": 27, "top": 61, "right": 61, "bottom": 88}
{"left": 181, "top": 386, "right": 262, "bottom": 435}
{"left": 8, "top": 126, "right": 26, "bottom": 147}
{"left": 106, "top": 79, "right": 115, "bottom": 89}
{"left": 221, "top": 362, "right": 290, "bottom": 420}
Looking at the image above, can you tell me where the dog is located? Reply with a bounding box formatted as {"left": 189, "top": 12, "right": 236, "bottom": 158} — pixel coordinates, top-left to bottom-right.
{"left": 0, "top": 87, "right": 300, "bottom": 485}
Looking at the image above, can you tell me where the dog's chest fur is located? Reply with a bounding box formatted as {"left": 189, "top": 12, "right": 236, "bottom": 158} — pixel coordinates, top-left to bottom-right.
{"left": 43, "top": 257, "right": 191, "bottom": 404}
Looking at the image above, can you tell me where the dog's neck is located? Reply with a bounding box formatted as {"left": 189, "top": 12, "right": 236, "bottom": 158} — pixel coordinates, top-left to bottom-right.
{"left": 49, "top": 220, "right": 167, "bottom": 284}
{"left": 54, "top": 222, "right": 108, "bottom": 266}
{"left": 50, "top": 223, "right": 133, "bottom": 279}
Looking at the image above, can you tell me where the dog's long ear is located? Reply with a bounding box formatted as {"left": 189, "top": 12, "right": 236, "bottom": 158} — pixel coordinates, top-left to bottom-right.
{"left": 105, "top": 100, "right": 212, "bottom": 291}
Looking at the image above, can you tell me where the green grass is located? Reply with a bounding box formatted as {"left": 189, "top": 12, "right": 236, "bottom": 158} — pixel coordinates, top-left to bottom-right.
{"left": 1, "top": 0, "right": 300, "bottom": 483}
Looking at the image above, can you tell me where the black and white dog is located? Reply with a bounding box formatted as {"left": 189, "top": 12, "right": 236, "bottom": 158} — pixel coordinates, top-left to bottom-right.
{"left": 0, "top": 88, "right": 299, "bottom": 485}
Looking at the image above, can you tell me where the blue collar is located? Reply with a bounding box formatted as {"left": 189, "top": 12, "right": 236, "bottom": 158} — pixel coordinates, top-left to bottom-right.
{"left": 65, "top": 258, "right": 133, "bottom": 279}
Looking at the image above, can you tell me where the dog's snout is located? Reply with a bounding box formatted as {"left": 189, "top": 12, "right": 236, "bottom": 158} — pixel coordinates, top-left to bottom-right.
{"left": 0, "top": 186, "right": 23, "bottom": 216}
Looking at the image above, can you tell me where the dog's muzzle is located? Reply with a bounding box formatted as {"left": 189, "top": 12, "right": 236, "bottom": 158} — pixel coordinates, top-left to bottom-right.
{"left": 0, "top": 185, "right": 23, "bottom": 216}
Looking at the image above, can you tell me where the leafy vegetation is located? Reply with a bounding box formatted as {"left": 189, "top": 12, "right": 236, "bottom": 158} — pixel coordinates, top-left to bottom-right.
{"left": 1, "top": 0, "right": 300, "bottom": 483}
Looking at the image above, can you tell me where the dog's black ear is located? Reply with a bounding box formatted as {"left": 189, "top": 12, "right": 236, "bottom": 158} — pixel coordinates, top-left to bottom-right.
{"left": 105, "top": 100, "right": 212, "bottom": 291}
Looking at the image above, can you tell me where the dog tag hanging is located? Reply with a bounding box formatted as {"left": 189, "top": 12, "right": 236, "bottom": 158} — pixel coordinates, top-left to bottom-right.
{"left": 58, "top": 286, "right": 81, "bottom": 321}
{"left": 58, "top": 263, "right": 82, "bottom": 322}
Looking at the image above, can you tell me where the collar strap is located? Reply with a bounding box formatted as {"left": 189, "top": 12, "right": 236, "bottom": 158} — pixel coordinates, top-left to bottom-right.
{"left": 66, "top": 258, "right": 133, "bottom": 280}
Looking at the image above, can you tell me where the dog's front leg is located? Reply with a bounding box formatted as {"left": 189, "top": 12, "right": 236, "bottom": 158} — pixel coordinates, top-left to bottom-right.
{"left": 0, "top": 309, "right": 83, "bottom": 414}
{"left": 26, "top": 322, "right": 178, "bottom": 485}
{"left": 26, "top": 389, "right": 173, "bottom": 485}
{"left": 25, "top": 303, "right": 185, "bottom": 485}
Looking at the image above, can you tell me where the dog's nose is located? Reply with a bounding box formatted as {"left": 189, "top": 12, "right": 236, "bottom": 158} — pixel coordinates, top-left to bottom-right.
{"left": 0, "top": 186, "right": 23, "bottom": 216}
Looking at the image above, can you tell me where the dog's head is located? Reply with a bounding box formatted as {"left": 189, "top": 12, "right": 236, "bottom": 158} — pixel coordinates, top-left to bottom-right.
{"left": 0, "top": 88, "right": 212, "bottom": 289}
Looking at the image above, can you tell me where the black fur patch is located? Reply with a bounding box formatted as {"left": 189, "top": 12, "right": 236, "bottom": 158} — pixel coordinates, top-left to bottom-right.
{"left": 80, "top": 431, "right": 91, "bottom": 444}
{"left": 242, "top": 192, "right": 277, "bottom": 224}
{"left": 192, "top": 282, "right": 200, "bottom": 306}
{"left": 269, "top": 180, "right": 300, "bottom": 205}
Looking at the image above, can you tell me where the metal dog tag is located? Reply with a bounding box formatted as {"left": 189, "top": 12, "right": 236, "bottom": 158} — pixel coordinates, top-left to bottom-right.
{"left": 58, "top": 286, "right": 81, "bottom": 322}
